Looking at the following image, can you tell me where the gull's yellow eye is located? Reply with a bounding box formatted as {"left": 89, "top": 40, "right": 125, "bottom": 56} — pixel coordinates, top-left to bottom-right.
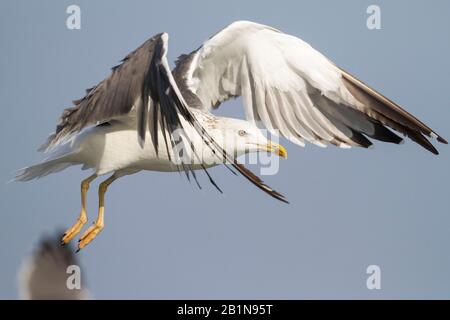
{"left": 238, "top": 130, "right": 247, "bottom": 136}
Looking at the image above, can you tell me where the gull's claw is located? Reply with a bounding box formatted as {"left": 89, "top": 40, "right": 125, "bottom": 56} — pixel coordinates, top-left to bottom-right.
{"left": 77, "top": 221, "right": 103, "bottom": 251}
{"left": 61, "top": 216, "right": 87, "bottom": 245}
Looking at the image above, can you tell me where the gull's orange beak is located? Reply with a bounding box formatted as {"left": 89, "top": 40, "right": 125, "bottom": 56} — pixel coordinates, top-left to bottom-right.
{"left": 266, "top": 142, "right": 288, "bottom": 159}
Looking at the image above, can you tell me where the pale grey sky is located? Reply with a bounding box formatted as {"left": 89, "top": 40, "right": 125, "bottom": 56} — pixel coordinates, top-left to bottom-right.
{"left": 1, "top": 0, "right": 449, "bottom": 299}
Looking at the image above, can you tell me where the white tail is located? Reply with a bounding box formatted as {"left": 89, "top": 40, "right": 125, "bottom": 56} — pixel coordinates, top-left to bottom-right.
{"left": 14, "top": 155, "right": 75, "bottom": 182}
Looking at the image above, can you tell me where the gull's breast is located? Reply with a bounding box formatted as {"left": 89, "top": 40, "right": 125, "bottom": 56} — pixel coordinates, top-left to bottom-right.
{"left": 72, "top": 121, "right": 222, "bottom": 175}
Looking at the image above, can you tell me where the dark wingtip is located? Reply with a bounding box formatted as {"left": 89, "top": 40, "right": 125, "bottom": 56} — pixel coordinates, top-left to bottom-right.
{"left": 274, "top": 191, "right": 290, "bottom": 204}
{"left": 425, "top": 143, "right": 439, "bottom": 155}
{"left": 137, "top": 134, "right": 145, "bottom": 148}
{"left": 232, "top": 161, "right": 289, "bottom": 204}
{"left": 427, "top": 144, "right": 439, "bottom": 155}
{"left": 264, "top": 188, "right": 289, "bottom": 204}
{"left": 437, "top": 136, "right": 448, "bottom": 144}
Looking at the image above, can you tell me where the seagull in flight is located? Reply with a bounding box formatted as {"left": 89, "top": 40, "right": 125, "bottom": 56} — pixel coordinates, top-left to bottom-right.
{"left": 15, "top": 21, "right": 446, "bottom": 251}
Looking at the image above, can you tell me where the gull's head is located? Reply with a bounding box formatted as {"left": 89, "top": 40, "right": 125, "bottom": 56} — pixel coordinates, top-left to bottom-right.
{"left": 206, "top": 117, "right": 287, "bottom": 159}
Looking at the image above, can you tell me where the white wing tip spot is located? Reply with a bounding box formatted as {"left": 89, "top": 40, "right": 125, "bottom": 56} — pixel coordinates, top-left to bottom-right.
{"left": 313, "top": 142, "right": 327, "bottom": 148}
{"left": 339, "top": 143, "right": 351, "bottom": 149}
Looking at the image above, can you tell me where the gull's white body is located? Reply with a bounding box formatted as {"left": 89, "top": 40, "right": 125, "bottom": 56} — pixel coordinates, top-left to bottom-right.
{"left": 67, "top": 121, "right": 188, "bottom": 174}
{"left": 19, "top": 110, "right": 267, "bottom": 181}
{"left": 63, "top": 116, "right": 210, "bottom": 175}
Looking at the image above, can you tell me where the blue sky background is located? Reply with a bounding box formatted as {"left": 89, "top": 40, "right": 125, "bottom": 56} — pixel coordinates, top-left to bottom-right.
{"left": 1, "top": 0, "right": 449, "bottom": 299}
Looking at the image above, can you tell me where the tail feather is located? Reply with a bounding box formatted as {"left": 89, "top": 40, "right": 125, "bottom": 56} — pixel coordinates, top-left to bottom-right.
{"left": 14, "top": 157, "right": 74, "bottom": 182}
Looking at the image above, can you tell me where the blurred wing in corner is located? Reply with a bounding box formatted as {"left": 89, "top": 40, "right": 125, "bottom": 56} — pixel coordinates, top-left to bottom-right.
{"left": 19, "top": 233, "right": 90, "bottom": 300}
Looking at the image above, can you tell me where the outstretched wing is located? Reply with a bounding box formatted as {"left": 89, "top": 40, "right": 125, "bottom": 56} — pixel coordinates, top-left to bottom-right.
{"left": 173, "top": 21, "right": 447, "bottom": 154}
{"left": 42, "top": 33, "right": 194, "bottom": 155}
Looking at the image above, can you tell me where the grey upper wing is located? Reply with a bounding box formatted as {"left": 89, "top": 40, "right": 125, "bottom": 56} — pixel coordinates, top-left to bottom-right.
{"left": 41, "top": 33, "right": 197, "bottom": 155}
{"left": 41, "top": 33, "right": 160, "bottom": 150}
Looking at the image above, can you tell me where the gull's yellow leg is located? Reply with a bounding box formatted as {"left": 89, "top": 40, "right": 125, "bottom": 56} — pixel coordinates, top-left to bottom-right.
{"left": 61, "top": 174, "right": 97, "bottom": 246}
{"left": 77, "top": 174, "right": 118, "bottom": 251}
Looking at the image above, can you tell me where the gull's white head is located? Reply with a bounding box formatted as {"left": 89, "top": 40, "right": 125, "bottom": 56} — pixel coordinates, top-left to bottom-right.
{"left": 202, "top": 116, "right": 287, "bottom": 160}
